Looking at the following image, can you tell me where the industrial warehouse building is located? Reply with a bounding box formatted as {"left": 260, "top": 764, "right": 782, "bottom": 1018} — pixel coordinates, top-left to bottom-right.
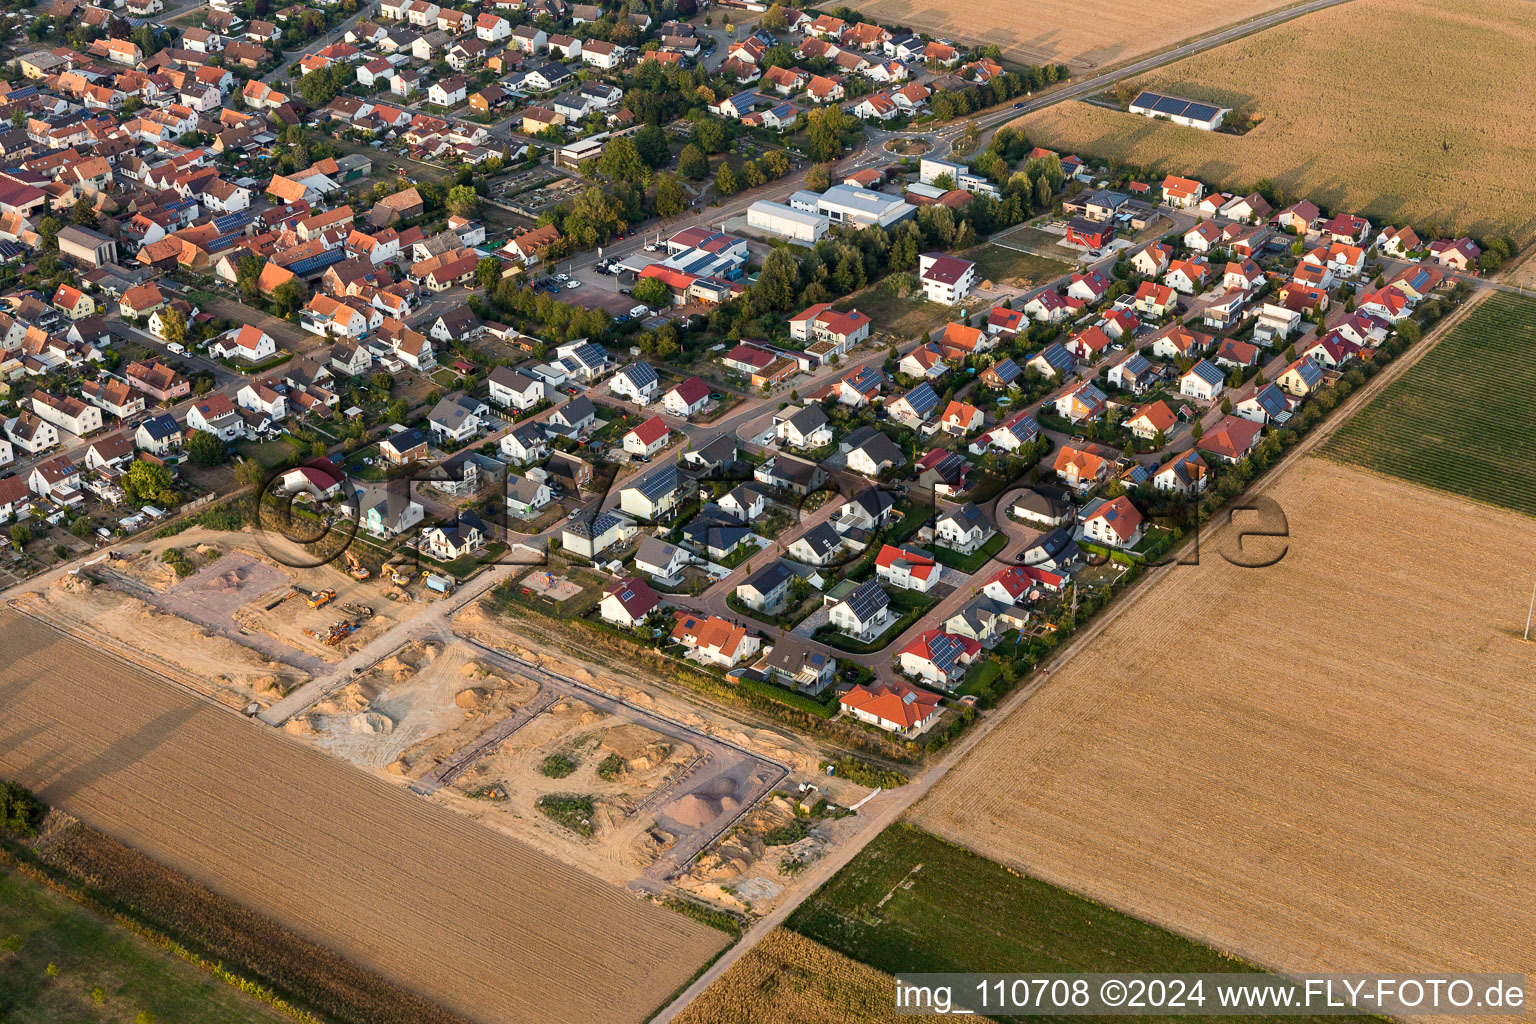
{"left": 1128, "top": 90, "right": 1230, "bottom": 131}
{"left": 789, "top": 184, "right": 915, "bottom": 229}
{"left": 748, "top": 200, "right": 829, "bottom": 243}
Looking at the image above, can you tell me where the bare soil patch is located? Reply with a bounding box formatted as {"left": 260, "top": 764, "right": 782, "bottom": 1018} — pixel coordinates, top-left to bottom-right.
{"left": 289, "top": 639, "right": 539, "bottom": 773}
{"left": 0, "top": 614, "right": 728, "bottom": 1024}
{"left": 911, "top": 458, "right": 1536, "bottom": 1007}
{"left": 14, "top": 572, "right": 309, "bottom": 712}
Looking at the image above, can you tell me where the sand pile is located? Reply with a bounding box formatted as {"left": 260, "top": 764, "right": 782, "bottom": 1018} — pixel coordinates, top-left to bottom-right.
{"left": 455, "top": 687, "right": 488, "bottom": 710}
{"left": 312, "top": 679, "right": 381, "bottom": 716}
{"left": 333, "top": 711, "right": 395, "bottom": 735}
{"left": 205, "top": 567, "right": 247, "bottom": 590}
{"left": 601, "top": 724, "right": 691, "bottom": 773}
{"left": 665, "top": 786, "right": 741, "bottom": 830}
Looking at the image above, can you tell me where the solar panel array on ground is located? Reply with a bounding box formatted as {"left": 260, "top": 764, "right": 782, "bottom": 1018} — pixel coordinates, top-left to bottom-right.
{"left": 1130, "top": 90, "right": 1224, "bottom": 122}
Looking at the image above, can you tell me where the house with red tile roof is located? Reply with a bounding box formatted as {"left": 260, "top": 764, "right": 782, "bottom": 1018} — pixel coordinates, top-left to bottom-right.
{"left": 622, "top": 415, "right": 670, "bottom": 457}
{"left": 840, "top": 680, "right": 944, "bottom": 735}
{"left": 896, "top": 631, "right": 979, "bottom": 688}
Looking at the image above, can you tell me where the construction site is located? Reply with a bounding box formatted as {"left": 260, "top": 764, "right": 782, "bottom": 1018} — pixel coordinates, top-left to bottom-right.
{"left": 9, "top": 529, "right": 447, "bottom": 713}
{"left": 2, "top": 520, "right": 887, "bottom": 932}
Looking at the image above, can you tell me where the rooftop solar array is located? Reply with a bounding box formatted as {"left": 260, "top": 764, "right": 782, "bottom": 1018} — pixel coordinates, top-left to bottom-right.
{"left": 1130, "top": 91, "right": 1224, "bottom": 123}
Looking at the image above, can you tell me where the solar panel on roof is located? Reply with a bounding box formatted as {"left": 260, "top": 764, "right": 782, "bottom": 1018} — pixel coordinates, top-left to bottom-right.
{"left": 1185, "top": 102, "right": 1220, "bottom": 121}
{"left": 1152, "top": 95, "right": 1185, "bottom": 116}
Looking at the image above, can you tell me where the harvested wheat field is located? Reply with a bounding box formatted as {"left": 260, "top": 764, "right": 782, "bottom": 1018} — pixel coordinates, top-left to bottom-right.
{"left": 0, "top": 613, "right": 726, "bottom": 1024}
{"left": 840, "top": 0, "right": 1288, "bottom": 70}
{"left": 673, "top": 928, "right": 905, "bottom": 1024}
{"left": 912, "top": 458, "right": 1536, "bottom": 1004}
{"left": 1013, "top": 0, "right": 1536, "bottom": 241}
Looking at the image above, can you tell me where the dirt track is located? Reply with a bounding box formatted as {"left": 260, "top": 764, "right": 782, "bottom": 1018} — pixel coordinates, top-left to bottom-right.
{"left": 0, "top": 613, "right": 726, "bottom": 1024}
{"left": 911, "top": 458, "right": 1536, "bottom": 1009}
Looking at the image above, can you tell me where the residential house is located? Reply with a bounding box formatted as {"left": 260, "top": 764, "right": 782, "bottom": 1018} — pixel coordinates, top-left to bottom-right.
{"left": 599, "top": 576, "right": 659, "bottom": 629}
{"left": 1081, "top": 494, "right": 1144, "bottom": 549}
{"left": 839, "top": 681, "right": 942, "bottom": 737}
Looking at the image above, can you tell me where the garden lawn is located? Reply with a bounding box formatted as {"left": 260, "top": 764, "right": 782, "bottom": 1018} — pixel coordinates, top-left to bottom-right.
{"left": 962, "top": 243, "right": 1072, "bottom": 287}
{"left": 930, "top": 531, "right": 1008, "bottom": 572}
{"left": 833, "top": 288, "right": 955, "bottom": 339}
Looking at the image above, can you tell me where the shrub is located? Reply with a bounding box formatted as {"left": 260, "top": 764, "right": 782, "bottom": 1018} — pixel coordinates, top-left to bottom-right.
{"left": 596, "top": 754, "right": 624, "bottom": 781}
{"left": 538, "top": 754, "right": 576, "bottom": 779}
{"left": 536, "top": 795, "right": 595, "bottom": 837}
{"left": 820, "top": 757, "right": 908, "bottom": 789}
{"left": 0, "top": 781, "right": 46, "bottom": 837}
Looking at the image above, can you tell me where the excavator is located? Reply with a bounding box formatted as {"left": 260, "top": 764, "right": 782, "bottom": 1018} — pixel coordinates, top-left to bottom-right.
{"left": 344, "top": 551, "right": 371, "bottom": 581}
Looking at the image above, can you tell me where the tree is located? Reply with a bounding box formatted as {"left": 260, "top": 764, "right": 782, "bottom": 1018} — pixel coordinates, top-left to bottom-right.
{"left": 9, "top": 523, "right": 31, "bottom": 547}
{"left": 804, "top": 163, "right": 831, "bottom": 192}
{"left": 37, "top": 216, "right": 62, "bottom": 251}
{"left": 1220, "top": 395, "right": 1232, "bottom": 414}
{"left": 236, "top": 254, "right": 264, "bottom": 301}
{"left": 692, "top": 117, "right": 727, "bottom": 154}
{"left": 1190, "top": 419, "right": 1204, "bottom": 441}
{"left": 742, "top": 160, "right": 765, "bottom": 189}
{"left": 762, "top": 2, "right": 787, "bottom": 30}
{"left": 753, "top": 248, "right": 800, "bottom": 311}
{"left": 0, "top": 781, "right": 45, "bottom": 838}
{"left": 631, "top": 276, "right": 672, "bottom": 310}
{"left": 123, "top": 461, "right": 176, "bottom": 506}
{"left": 271, "top": 278, "right": 306, "bottom": 316}
{"left": 714, "top": 161, "right": 738, "bottom": 197}
{"left": 158, "top": 306, "right": 187, "bottom": 348}
{"left": 596, "top": 136, "right": 647, "bottom": 184}
{"left": 805, "top": 107, "right": 845, "bottom": 162}
{"left": 187, "top": 430, "right": 228, "bottom": 467}
{"left": 634, "top": 124, "right": 670, "bottom": 168}
{"left": 71, "top": 196, "right": 98, "bottom": 228}
{"left": 678, "top": 143, "right": 708, "bottom": 180}
{"left": 760, "top": 149, "right": 790, "bottom": 179}
{"left": 476, "top": 256, "right": 501, "bottom": 291}
{"left": 654, "top": 172, "right": 687, "bottom": 218}
{"left": 447, "top": 184, "right": 480, "bottom": 217}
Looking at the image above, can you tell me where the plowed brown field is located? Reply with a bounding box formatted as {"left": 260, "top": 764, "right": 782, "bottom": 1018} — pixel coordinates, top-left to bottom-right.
{"left": 912, "top": 458, "right": 1536, "bottom": 998}
{"left": 838, "top": 0, "right": 1289, "bottom": 69}
{"left": 1011, "top": 0, "right": 1536, "bottom": 242}
{"left": 0, "top": 613, "right": 726, "bottom": 1024}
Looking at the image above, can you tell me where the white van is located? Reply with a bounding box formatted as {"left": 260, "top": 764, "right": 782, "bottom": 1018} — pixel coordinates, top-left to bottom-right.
{"left": 628, "top": 304, "right": 650, "bottom": 319}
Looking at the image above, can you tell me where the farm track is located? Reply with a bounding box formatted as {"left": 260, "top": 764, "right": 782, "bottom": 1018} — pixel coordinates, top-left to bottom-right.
{"left": 0, "top": 613, "right": 727, "bottom": 1024}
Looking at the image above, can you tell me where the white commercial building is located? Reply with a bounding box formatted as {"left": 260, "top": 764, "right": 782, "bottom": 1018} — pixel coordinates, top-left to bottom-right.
{"left": 788, "top": 184, "right": 914, "bottom": 229}
{"left": 747, "top": 200, "right": 828, "bottom": 244}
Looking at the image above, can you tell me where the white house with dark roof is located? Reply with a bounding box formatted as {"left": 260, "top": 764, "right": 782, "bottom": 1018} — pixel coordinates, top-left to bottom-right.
{"left": 827, "top": 579, "right": 891, "bottom": 641}
{"left": 610, "top": 361, "right": 660, "bottom": 405}
{"left": 486, "top": 366, "right": 544, "bottom": 410}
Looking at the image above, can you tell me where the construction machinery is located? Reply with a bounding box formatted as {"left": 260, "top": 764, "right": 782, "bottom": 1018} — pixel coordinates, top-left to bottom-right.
{"left": 341, "top": 603, "right": 374, "bottom": 620}
{"left": 308, "top": 588, "right": 337, "bottom": 609}
{"left": 304, "top": 620, "right": 360, "bottom": 645}
{"left": 344, "top": 551, "right": 371, "bottom": 581}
